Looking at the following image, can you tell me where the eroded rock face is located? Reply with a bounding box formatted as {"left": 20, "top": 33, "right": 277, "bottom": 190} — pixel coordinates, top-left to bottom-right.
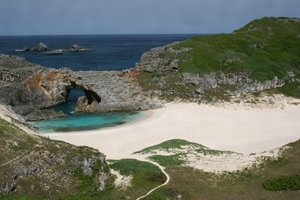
{"left": 74, "top": 71, "right": 163, "bottom": 112}
{"left": 138, "top": 42, "right": 190, "bottom": 72}
{"left": 181, "top": 72, "right": 286, "bottom": 96}
{"left": 12, "top": 68, "right": 101, "bottom": 120}
{"left": 0, "top": 54, "right": 162, "bottom": 120}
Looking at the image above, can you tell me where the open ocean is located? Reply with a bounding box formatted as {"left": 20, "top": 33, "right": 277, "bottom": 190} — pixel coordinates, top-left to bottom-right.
{"left": 0, "top": 34, "right": 197, "bottom": 132}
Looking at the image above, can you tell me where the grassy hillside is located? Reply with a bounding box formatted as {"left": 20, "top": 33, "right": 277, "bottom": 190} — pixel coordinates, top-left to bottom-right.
{"left": 137, "top": 17, "right": 300, "bottom": 99}
{"left": 175, "top": 17, "right": 300, "bottom": 80}
{"left": 0, "top": 118, "right": 112, "bottom": 200}
{"left": 136, "top": 139, "right": 300, "bottom": 200}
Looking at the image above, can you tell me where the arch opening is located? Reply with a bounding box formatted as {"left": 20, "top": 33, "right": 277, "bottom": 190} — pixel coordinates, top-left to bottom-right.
{"left": 65, "top": 82, "right": 101, "bottom": 105}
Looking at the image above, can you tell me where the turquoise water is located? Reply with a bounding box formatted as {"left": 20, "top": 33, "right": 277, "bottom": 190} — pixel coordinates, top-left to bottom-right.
{"left": 29, "top": 111, "right": 143, "bottom": 133}
{"left": 29, "top": 89, "right": 144, "bottom": 133}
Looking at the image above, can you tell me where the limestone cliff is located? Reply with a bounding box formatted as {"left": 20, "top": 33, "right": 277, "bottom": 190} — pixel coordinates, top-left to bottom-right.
{"left": 74, "top": 70, "right": 162, "bottom": 112}
{"left": 0, "top": 54, "right": 162, "bottom": 121}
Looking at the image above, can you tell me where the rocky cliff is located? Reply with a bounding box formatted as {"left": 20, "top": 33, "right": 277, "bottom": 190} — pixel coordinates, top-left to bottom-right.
{"left": 0, "top": 54, "right": 162, "bottom": 121}
{"left": 74, "top": 70, "right": 162, "bottom": 112}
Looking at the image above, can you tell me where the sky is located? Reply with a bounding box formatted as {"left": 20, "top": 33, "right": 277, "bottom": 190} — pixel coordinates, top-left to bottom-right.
{"left": 0, "top": 0, "right": 299, "bottom": 36}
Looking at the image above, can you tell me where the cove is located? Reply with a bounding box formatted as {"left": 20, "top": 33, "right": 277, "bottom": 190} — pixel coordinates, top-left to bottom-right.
{"left": 29, "top": 111, "right": 143, "bottom": 133}
{"left": 29, "top": 89, "right": 143, "bottom": 133}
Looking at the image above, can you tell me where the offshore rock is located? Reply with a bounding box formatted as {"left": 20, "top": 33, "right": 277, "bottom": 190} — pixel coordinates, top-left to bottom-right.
{"left": 31, "top": 42, "right": 50, "bottom": 51}
{"left": 68, "top": 44, "right": 91, "bottom": 52}
{"left": 44, "top": 50, "right": 63, "bottom": 55}
{"left": 14, "top": 45, "right": 29, "bottom": 52}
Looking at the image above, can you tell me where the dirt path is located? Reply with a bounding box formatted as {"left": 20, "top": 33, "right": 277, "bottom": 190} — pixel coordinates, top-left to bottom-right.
{"left": 0, "top": 145, "right": 40, "bottom": 168}
{"left": 136, "top": 160, "right": 170, "bottom": 200}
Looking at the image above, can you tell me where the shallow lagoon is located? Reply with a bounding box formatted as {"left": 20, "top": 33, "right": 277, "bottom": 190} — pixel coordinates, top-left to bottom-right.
{"left": 29, "top": 89, "right": 144, "bottom": 133}
{"left": 29, "top": 111, "right": 143, "bottom": 133}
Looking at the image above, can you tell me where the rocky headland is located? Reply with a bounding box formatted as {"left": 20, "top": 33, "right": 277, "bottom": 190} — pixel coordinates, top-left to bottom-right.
{"left": 0, "top": 54, "right": 163, "bottom": 121}
{"left": 2, "top": 18, "right": 300, "bottom": 121}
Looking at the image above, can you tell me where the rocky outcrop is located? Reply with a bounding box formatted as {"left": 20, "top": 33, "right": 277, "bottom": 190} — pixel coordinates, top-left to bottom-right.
{"left": 9, "top": 68, "right": 101, "bottom": 120}
{"left": 0, "top": 54, "right": 100, "bottom": 120}
{"left": 67, "top": 44, "right": 91, "bottom": 52}
{"left": 137, "top": 42, "right": 190, "bottom": 72}
{"left": 14, "top": 45, "right": 29, "bottom": 52}
{"left": 44, "top": 50, "right": 63, "bottom": 55}
{"left": 0, "top": 54, "right": 162, "bottom": 120}
{"left": 181, "top": 72, "right": 286, "bottom": 96}
{"left": 74, "top": 71, "right": 163, "bottom": 112}
{"left": 31, "top": 42, "right": 50, "bottom": 51}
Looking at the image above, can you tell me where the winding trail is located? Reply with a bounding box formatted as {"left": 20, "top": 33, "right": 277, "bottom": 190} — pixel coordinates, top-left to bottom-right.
{"left": 0, "top": 145, "right": 40, "bottom": 168}
{"left": 136, "top": 160, "right": 170, "bottom": 200}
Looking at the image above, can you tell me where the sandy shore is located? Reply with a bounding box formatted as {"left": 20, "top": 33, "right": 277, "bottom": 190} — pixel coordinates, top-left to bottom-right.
{"left": 46, "top": 102, "right": 300, "bottom": 162}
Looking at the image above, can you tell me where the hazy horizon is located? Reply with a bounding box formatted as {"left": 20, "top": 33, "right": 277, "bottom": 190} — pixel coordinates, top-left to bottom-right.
{"left": 1, "top": 1, "right": 299, "bottom": 36}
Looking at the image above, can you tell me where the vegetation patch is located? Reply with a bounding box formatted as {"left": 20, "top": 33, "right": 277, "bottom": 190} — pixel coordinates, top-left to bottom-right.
{"left": 134, "top": 139, "right": 235, "bottom": 167}
{"left": 262, "top": 174, "right": 300, "bottom": 191}
{"left": 134, "top": 139, "right": 227, "bottom": 155}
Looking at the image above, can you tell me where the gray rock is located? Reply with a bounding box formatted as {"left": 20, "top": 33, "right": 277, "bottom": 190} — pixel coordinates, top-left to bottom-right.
{"left": 138, "top": 42, "right": 189, "bottom": 72}
{"left": 82, "top": 158, "right": 93, "bottom": 175}
{"left": 32, "top": 42, "right": 50, "bottom": 51}
{"left": 181, "top": 72, "right": 286, "bottom": 97}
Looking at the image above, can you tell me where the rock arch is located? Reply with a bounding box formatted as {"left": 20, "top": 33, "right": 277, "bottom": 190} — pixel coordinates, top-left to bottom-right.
{"left": 67, "top": 81, "right": 101, "bottom": 104}
{"left": 18, "top": 70, "right": 101, "bottom": 109}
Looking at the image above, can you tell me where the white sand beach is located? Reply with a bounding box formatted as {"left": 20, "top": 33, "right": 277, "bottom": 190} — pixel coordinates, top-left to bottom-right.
{"left": 46, "top": 101, "right": 300, "bottom": 165}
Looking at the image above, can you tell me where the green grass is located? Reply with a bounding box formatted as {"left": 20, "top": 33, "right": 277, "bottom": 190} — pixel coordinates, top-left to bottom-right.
{"left": 0, "top": 194, "right": 40, "bottom": 200}
{"left": 175, "top": 17, "right": 300, "bottom": 82}
{"left": 148, "top": 154, "right": 185, "bottom": 166}
{"left": 93, "top": 159, "right": 166, "bottom": 200}
{"left": 134, "top": 139, "right": 233, "bottom": 156}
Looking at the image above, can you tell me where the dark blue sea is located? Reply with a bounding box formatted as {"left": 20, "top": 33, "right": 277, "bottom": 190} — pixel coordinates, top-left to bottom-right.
{"left": 0, "top": 34, "right": 197, "bottom": 132}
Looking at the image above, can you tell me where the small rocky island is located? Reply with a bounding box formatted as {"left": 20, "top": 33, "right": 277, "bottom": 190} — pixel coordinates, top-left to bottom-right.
{"left": 15, "top": 43, "right": 91, "bottom": 55}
